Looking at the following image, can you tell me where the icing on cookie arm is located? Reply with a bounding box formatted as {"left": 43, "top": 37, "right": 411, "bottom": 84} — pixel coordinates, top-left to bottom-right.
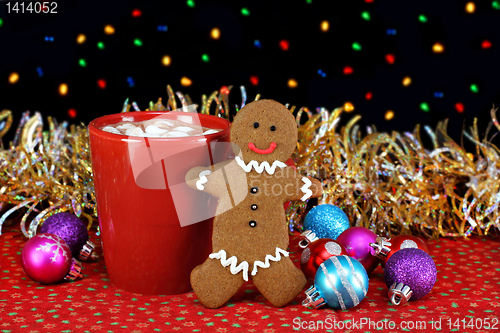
{"left": 185, "top": 160, "right": 233, "bottom": 198}
{"left": 275, "top": 167, "right": 323, "bottom": 202}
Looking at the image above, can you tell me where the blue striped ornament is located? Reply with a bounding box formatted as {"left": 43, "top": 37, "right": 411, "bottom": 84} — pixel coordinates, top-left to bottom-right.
{"left": 303, "top": 255, "right": 369, "bottom": 310}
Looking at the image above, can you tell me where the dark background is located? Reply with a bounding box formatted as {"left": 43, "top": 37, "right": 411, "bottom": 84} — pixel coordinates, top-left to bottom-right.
{"left": 1, "top": 0, "right": 499, "bottom": 146}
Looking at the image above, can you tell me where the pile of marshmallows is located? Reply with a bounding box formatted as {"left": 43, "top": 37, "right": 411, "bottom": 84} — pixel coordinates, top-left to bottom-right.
{"left": 102, "top": 119, "right": 220, "bottom": 138}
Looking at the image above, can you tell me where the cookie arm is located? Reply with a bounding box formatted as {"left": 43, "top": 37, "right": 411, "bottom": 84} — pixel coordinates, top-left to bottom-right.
{"left": 185, "top": 160, "right": 232, "bottom": 198}
{"left": 275, "top": 167, "right": 323, "bottom": 202}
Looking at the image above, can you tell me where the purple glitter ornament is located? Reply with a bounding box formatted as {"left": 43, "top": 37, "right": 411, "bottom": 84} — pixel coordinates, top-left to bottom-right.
{"left": 336, "top": 227, "right": 379, "bottom": 274}
{"left": 384, "top": 248, "right": 437, "bottom": 305}
{"left": 21, "top": 233, "right": 72, "bottom": 284}
{"left": 40, "top": 212, "right": 89, "bottom": 258}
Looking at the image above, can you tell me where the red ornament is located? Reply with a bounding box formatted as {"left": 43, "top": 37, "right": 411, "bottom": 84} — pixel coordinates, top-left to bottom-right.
{"left": 365, "top": 91, "right": 373, "bottom": 100}
{"left": 279, "top": 39, "right": 290, "bottom": 51}
{"left": 132, "top": 8, "right": 142, "bottom": 17}
{"left": 370, "top": 234, "right": 429, "bottom": 267}
{"left": 299, "top": 231, "right": 348, "bottom": 284}
{"left": 343, "top": 65, "right": 353, "bottom": 75}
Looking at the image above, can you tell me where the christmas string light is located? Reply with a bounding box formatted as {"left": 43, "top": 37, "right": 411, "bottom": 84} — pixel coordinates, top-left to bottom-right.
{"left": 162, "top": 55, "right": 171, "bottom": 66}
{"left": 288, "top": 79, "right": 298, "bottom": 88}
{"left": 211, "top": 28, "right": 220, "bottom": 39}
{"left": 9, "top": 72, "right": 19, "bottom": 84}
{"left": 76, "top": 34, "right": 86, "bottom": 44}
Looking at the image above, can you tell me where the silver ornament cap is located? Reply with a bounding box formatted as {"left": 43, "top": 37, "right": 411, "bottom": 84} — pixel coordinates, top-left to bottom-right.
{"left": 64, "top": 258, "right": 83, "bottom": 281}
{"left": 78, "top": 240, "right": 97, "bottom": 261}
{"left": 388, "top": 282, "right": 413, "bottom": 306}
{"left": 302, "top": 285, "right": 326, "bottom": 308}
{"left": 369, "top": 236, "right": 392, "bottom": 258}
{"left": 299, "top": 230, "right": 319, "bottom": 248}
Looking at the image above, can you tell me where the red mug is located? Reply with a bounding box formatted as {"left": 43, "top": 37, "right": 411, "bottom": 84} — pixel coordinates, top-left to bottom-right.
{"left": 88, "top": 111, "right": 232, "bottom": 295}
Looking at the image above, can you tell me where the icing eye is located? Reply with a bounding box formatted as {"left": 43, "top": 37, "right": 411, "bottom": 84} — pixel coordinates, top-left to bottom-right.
{"left": 253, "top": 122, "right": 259, "bottom": 129}
{"left": 251, "top": 187, "right": 258, "bottom": 194}
{"left": 270, "top": 125, "right": 276, "bottom": 131}
{"left": 249, "top": 220, "right": 257, "bottom": 228}
{"left": 251, "top": 204, "right": 258, "bottom": 210}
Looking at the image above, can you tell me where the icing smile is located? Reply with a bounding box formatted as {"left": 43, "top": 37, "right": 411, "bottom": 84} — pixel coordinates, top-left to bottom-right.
{"left": 248, "top": 142, "right": 276, "bottom": 154}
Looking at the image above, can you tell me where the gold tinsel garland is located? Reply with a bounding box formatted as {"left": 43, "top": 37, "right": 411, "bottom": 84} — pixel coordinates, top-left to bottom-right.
{"left": 0, "top": 85, "right": 499, "bottom": 239}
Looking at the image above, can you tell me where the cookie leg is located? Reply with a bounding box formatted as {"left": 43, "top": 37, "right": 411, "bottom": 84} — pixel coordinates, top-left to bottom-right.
{"left": 251, "top": 257, "right": 307, "bottom": 307}
{"left": 191, "top": 257, "right": 246, "bottom": 309}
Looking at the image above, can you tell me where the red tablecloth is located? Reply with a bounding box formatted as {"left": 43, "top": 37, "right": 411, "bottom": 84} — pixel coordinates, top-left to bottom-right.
{"left": 1, "top": 223, "right": 499, "bottom": 333}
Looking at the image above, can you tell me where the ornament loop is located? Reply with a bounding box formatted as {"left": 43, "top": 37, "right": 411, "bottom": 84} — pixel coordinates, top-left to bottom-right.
{"left": 388, "top": 282, "right": 413, "bottom": 306}
{"left": 65, "top": 258, "right": 84, "bottom": 281}
{"left": 299, "top": 230, "right": 319, "bottom": 248}
{"left": 302, "top": 285, "right": 326, "bottom": 308}
{"left": 369, "top": 236, "right": 392, "bottom": 258}
{"left": 78, "top": 240, "right": 96, "bottom": 261}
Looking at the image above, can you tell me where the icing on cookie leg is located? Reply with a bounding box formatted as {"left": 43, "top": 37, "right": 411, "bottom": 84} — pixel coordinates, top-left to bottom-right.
{"left": 190, "top": 257, "right": 246, "bottom": 309}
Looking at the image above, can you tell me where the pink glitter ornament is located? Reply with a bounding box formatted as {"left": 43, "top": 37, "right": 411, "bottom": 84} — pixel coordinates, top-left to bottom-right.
{"left": 21, "top": 233, "right": 72, "bottom": 284}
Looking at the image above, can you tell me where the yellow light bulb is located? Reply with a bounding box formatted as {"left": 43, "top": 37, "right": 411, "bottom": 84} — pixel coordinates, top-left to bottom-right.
{"left": 104, "top": 24, "right": 115, "bottom": 35}
{"left": 321, "top": 20, "right": 329, "bottom": 32}
{"left": 211, "top": 28, "right": 220, "bottom": 39}
{"left": 385, "top": 110, "right": 395, "bottom": 120}
{"left": 162, "top": 55, "right": 171, "bottom": 66}
{"left": 9, "top": 72, "right": 19, "bottom": 84}
{"left": 59, "top": 83, "right": 68, "bottom": 95}
{"left": 288, "top": 79, "right": 298, "bottom": 88}
{"left": 76, "top": 34, "right": 86, "bottom": 44}
{"left": 466, "top": 2, "right": 475, "bottom": 13}
{"left": 432, "top": 42, "right": 444, "bottom": 53}
{"left": 181, "top": 77, "right": 192, "bottom": 87}
{"left": 343, "top": 102, "right": 354, "bottom": 112}
{"left": 402, "top": 76, "right": 412, "bottom": 87}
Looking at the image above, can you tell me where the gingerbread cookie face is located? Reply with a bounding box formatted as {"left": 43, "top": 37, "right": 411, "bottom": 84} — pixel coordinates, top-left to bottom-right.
{"left": 230, "top": 100, "right": 297, "bottom": 164}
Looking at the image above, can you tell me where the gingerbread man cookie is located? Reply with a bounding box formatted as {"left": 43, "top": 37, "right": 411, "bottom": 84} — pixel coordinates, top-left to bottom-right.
{"left": 186, "top": 99, "right": 323, "bottom": 308}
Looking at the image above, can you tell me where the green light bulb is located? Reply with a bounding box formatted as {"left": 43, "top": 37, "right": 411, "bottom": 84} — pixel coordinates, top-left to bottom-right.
{"left": 97, "top": 41, "right": 105, "bottom": 50}
{"left": 134, "top": 39, "right": 143, "bottom": 47}
{"left": 187, "top": 0, "right": 195, "bottom": 8}
{"left": 361, "top": 11, "right": 371, "bottom": 21}
{"left": 241, "top": 8, "right": 250, "bottom": 16}
{"left": 470, "top": 84, "right": 479, "bottom": 93}
{"left": 201, "top": 54, "right": 210, "bottom": 62}
{"left": 78, "top": 59, "right": 87, "bottom": 67}
{"left": 420, "top": 102, "right": 430, "bottom": 112}
{"left": 493, "top": 0, "right": 500, "bottom": 9}
{"left": 418, "top": 14, "right": 428, "bottom": 23}
{"left": 352, "top": 42, "right": 362, "bottom": 51}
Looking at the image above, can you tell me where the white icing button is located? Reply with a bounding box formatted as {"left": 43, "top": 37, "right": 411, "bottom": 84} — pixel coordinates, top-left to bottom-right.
{"left": 102, "top": 126, "right": 121, "bottom": 134}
